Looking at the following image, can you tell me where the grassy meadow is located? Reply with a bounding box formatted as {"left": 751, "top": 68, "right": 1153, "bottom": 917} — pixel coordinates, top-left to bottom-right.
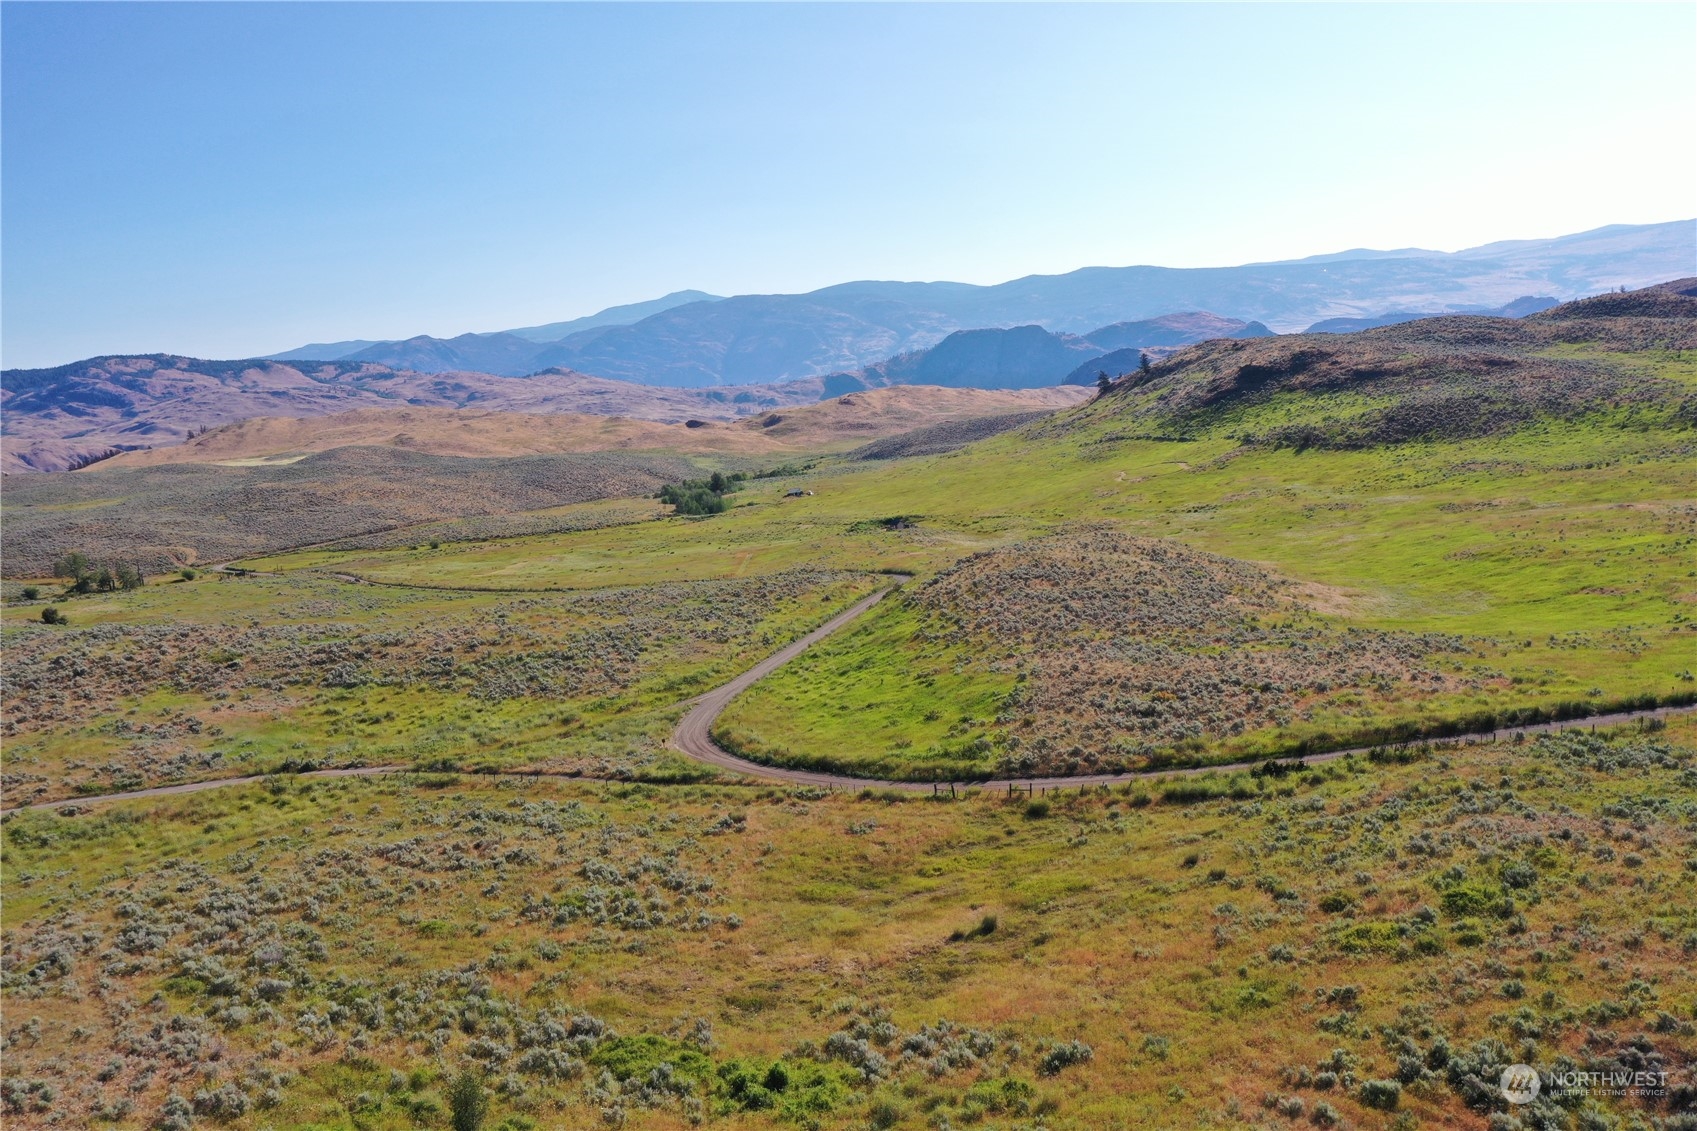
{"left": 1, "top": 570, "right": 884, "bottom": 806}
{"left": 219, "top": 350, "right": 1697, "bottom": 781}
{"left": 3, "top": 719, "right": 1694, "bottom": 1129}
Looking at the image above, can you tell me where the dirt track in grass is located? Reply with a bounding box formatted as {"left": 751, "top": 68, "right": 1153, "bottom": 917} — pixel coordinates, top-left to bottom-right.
{"left": 8, "top": 569, "right": 1691, "bottom": 813}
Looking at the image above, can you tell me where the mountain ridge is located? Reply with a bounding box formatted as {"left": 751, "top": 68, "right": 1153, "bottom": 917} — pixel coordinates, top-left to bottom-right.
{"left": 253, "top": 220, "right": 1692, "bottom": 384}
{"left": 826, "top": 313, "right": 1276, "bottom": 393}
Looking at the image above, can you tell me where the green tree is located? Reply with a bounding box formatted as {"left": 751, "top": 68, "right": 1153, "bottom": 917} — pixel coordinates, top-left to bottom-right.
{"left": 117, "top": 563, "right": 145, "bottom": 590}
{"left": 96, "top": 566, "right": 117, "bottom": 592}
{"left": 179, "top": 568, "right": 197, "bottom": 582}
{"left": 40, "top": 607, "right": 66, "bottom": 625}
{"left": 658, "top": 483, "right": 728, "bottom": 516}
{"left": 20, "top": 587, "right": 40, "bottom": 601}
{"left": 1095, "top": 370, "right": 1111, "bottom": 396}
{"left": 1138, "top": 351, "right": 1152, "bottom": 376}
{"left": 52, "top": 552, "right": 91, "bottom": 582}
{"left": 708, "top": 470, "right": 729, "bottom": 494}
{"left": 446, "top": 1072, "right": 487, "bottom": 1131}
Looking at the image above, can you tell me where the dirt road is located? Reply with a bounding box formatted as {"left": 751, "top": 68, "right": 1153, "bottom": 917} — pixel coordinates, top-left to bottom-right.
{"left": 666, "top": 577, "right": 1696, "bottom": 792}
{"left": 6, "top": 571, "right": 1691, "bottom": 813}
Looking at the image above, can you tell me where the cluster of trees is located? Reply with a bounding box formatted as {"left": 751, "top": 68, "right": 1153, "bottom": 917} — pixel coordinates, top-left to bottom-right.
{"left": 657, "top": 470, "right": 748, "bottom": 516}
{"left": 1095, "top": 352, "right": 1154, "bottom": 396}
{"left": 51, "top": 551, "right": 145, "bottom": 594}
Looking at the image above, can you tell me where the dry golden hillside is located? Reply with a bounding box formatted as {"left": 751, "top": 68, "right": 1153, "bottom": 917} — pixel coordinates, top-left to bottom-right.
{"left": 98, "top": 407, "right": 783, "bottom": 467}
{"left": 96, "top": 385, "right": 1091, "bottom": 468}
{"left": 738, "top": 384, "right": 1090, "bottom": 445}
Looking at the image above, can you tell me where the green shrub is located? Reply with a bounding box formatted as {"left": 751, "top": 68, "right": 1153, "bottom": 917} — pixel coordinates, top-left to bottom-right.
{"left": 1439, "top": 883, "right": 1507, "bottom": 918}
{"left": 964, "top": 1077, "right": 1036, "bottom": 1116}
{"left": 1335, "top": 921, "right": 1401, "bottom": 954}
{"left": 446, "top": 1071, "right": 487, "bottom": 1131}
{"left": 588, "top": 1034, "right": 712, "bottom": 1086}
{"left": 714, "top": 1058, "right": 851, "bottom": 1119}
{"left": 868, "top": 1096, "right": 906, "bottom": 1129}
{"left": 1038, "top": 1040, "right": 1093, "bottom": 1075}
{"left": 1359, "top": 1078, "right": 1401, "bottom": 1111}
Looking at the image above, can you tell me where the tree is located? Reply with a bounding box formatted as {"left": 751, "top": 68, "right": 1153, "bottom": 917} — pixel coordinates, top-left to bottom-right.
{"left": 179, "top": 569, "right": 197, "bottom": 582}
{"left": 658, "top": 482, "right": 729, "bottom": 516}
{"left": 40, "top": 607, "right": 66, "bottom": 625}
{"left": 116, "top": 563, "right": 144, "bottom": 590}
{"left": 446, "top": 1072, "right": 487, "bottom": 1131}
{"left": 1095, "top": 370, "right": 1111, "bottom": 396}
{"left": 1138, "top": 351, "right": 1152, "bottom": 376}
{"left": 96, "top": 566, "right": 117, "bottom": 592}
{"left": 52, "top": 552, "right": 90, "bottom": 582}
{"left": 20, "top": 587, "right": 40, "bottom": 601}
{"left": 708, "top": 471, "right": 729, "bottom": 494}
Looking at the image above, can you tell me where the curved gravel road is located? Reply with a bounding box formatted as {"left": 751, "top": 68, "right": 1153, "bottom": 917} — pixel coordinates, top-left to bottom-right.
{"left": 6, "top": 571, "right": 1692, "bottom": 813}
{"left": 668, "top": 574, "right": 1697, "bottom": 791}
{"left": 671, "top": 577, "right": 912, "bottom": 784}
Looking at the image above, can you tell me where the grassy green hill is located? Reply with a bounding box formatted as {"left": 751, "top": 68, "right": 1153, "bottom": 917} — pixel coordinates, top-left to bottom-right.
{"left": 224, "top": 288, "right": 1696, "bottom": 783}
{"left": 3, "top": 289, "right": 1695, "bottom": 1130}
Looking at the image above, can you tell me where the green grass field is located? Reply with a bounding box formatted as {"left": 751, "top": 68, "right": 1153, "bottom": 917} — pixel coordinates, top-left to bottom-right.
{"left": 4, "top": 718, "right": 1693, "bottom": 1129}
{"left": 1, "top": 569, "right": 886, "bottom": 805}
{"left": 13, "top": 349, "right": 1693, "bottom": 792}
{"left": 715, "top": 410, "right": 1697, "bottom": 775}
{"left": 221, "top": 371, "right": 1697, "bottom": 779}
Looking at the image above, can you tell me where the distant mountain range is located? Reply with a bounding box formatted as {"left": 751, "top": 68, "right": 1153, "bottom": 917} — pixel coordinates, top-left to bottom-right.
{"left": 1302, "top": 294, "right": 1559, "bottom": 334}
{"left": 265, "top": 290, "right": 722, "bottom": 362}
{"left": 258, "top": 220, "right": 1692, "bottom": 385}
{"left": 6, "top": 221, "right": 1692, "bottom": 471}
{"left": 824, "top": 313, "right": 1274, "bottom": 394}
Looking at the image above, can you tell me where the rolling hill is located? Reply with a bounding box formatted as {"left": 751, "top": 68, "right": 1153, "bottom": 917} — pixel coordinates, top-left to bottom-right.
{"left": 0, "top": 357, "right": 829, "bottom": 474}
{"left": 90, "top": 386, "right": 1090, "bottom": 470}
{"left": 1079, "top": 277, "right": 1697, "bottom": 449}
{"left": 2, "top": 386, "right": 1089, "bottom": 573}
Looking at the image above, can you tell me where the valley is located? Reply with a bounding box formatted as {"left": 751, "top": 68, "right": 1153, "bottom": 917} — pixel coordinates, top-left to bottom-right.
{"left": 3, "top": 287, "right": 1695, "bottom": 1131}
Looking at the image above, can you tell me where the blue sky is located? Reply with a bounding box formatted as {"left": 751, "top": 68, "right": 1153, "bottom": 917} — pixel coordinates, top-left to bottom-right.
{"left": 2, "top": 2, "right": 1692, "bottom": 367}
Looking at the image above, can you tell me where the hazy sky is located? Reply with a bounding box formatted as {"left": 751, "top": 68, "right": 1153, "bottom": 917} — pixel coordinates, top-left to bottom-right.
{"left": 3, "top": 2, "right": 1693, "bottom": 367}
